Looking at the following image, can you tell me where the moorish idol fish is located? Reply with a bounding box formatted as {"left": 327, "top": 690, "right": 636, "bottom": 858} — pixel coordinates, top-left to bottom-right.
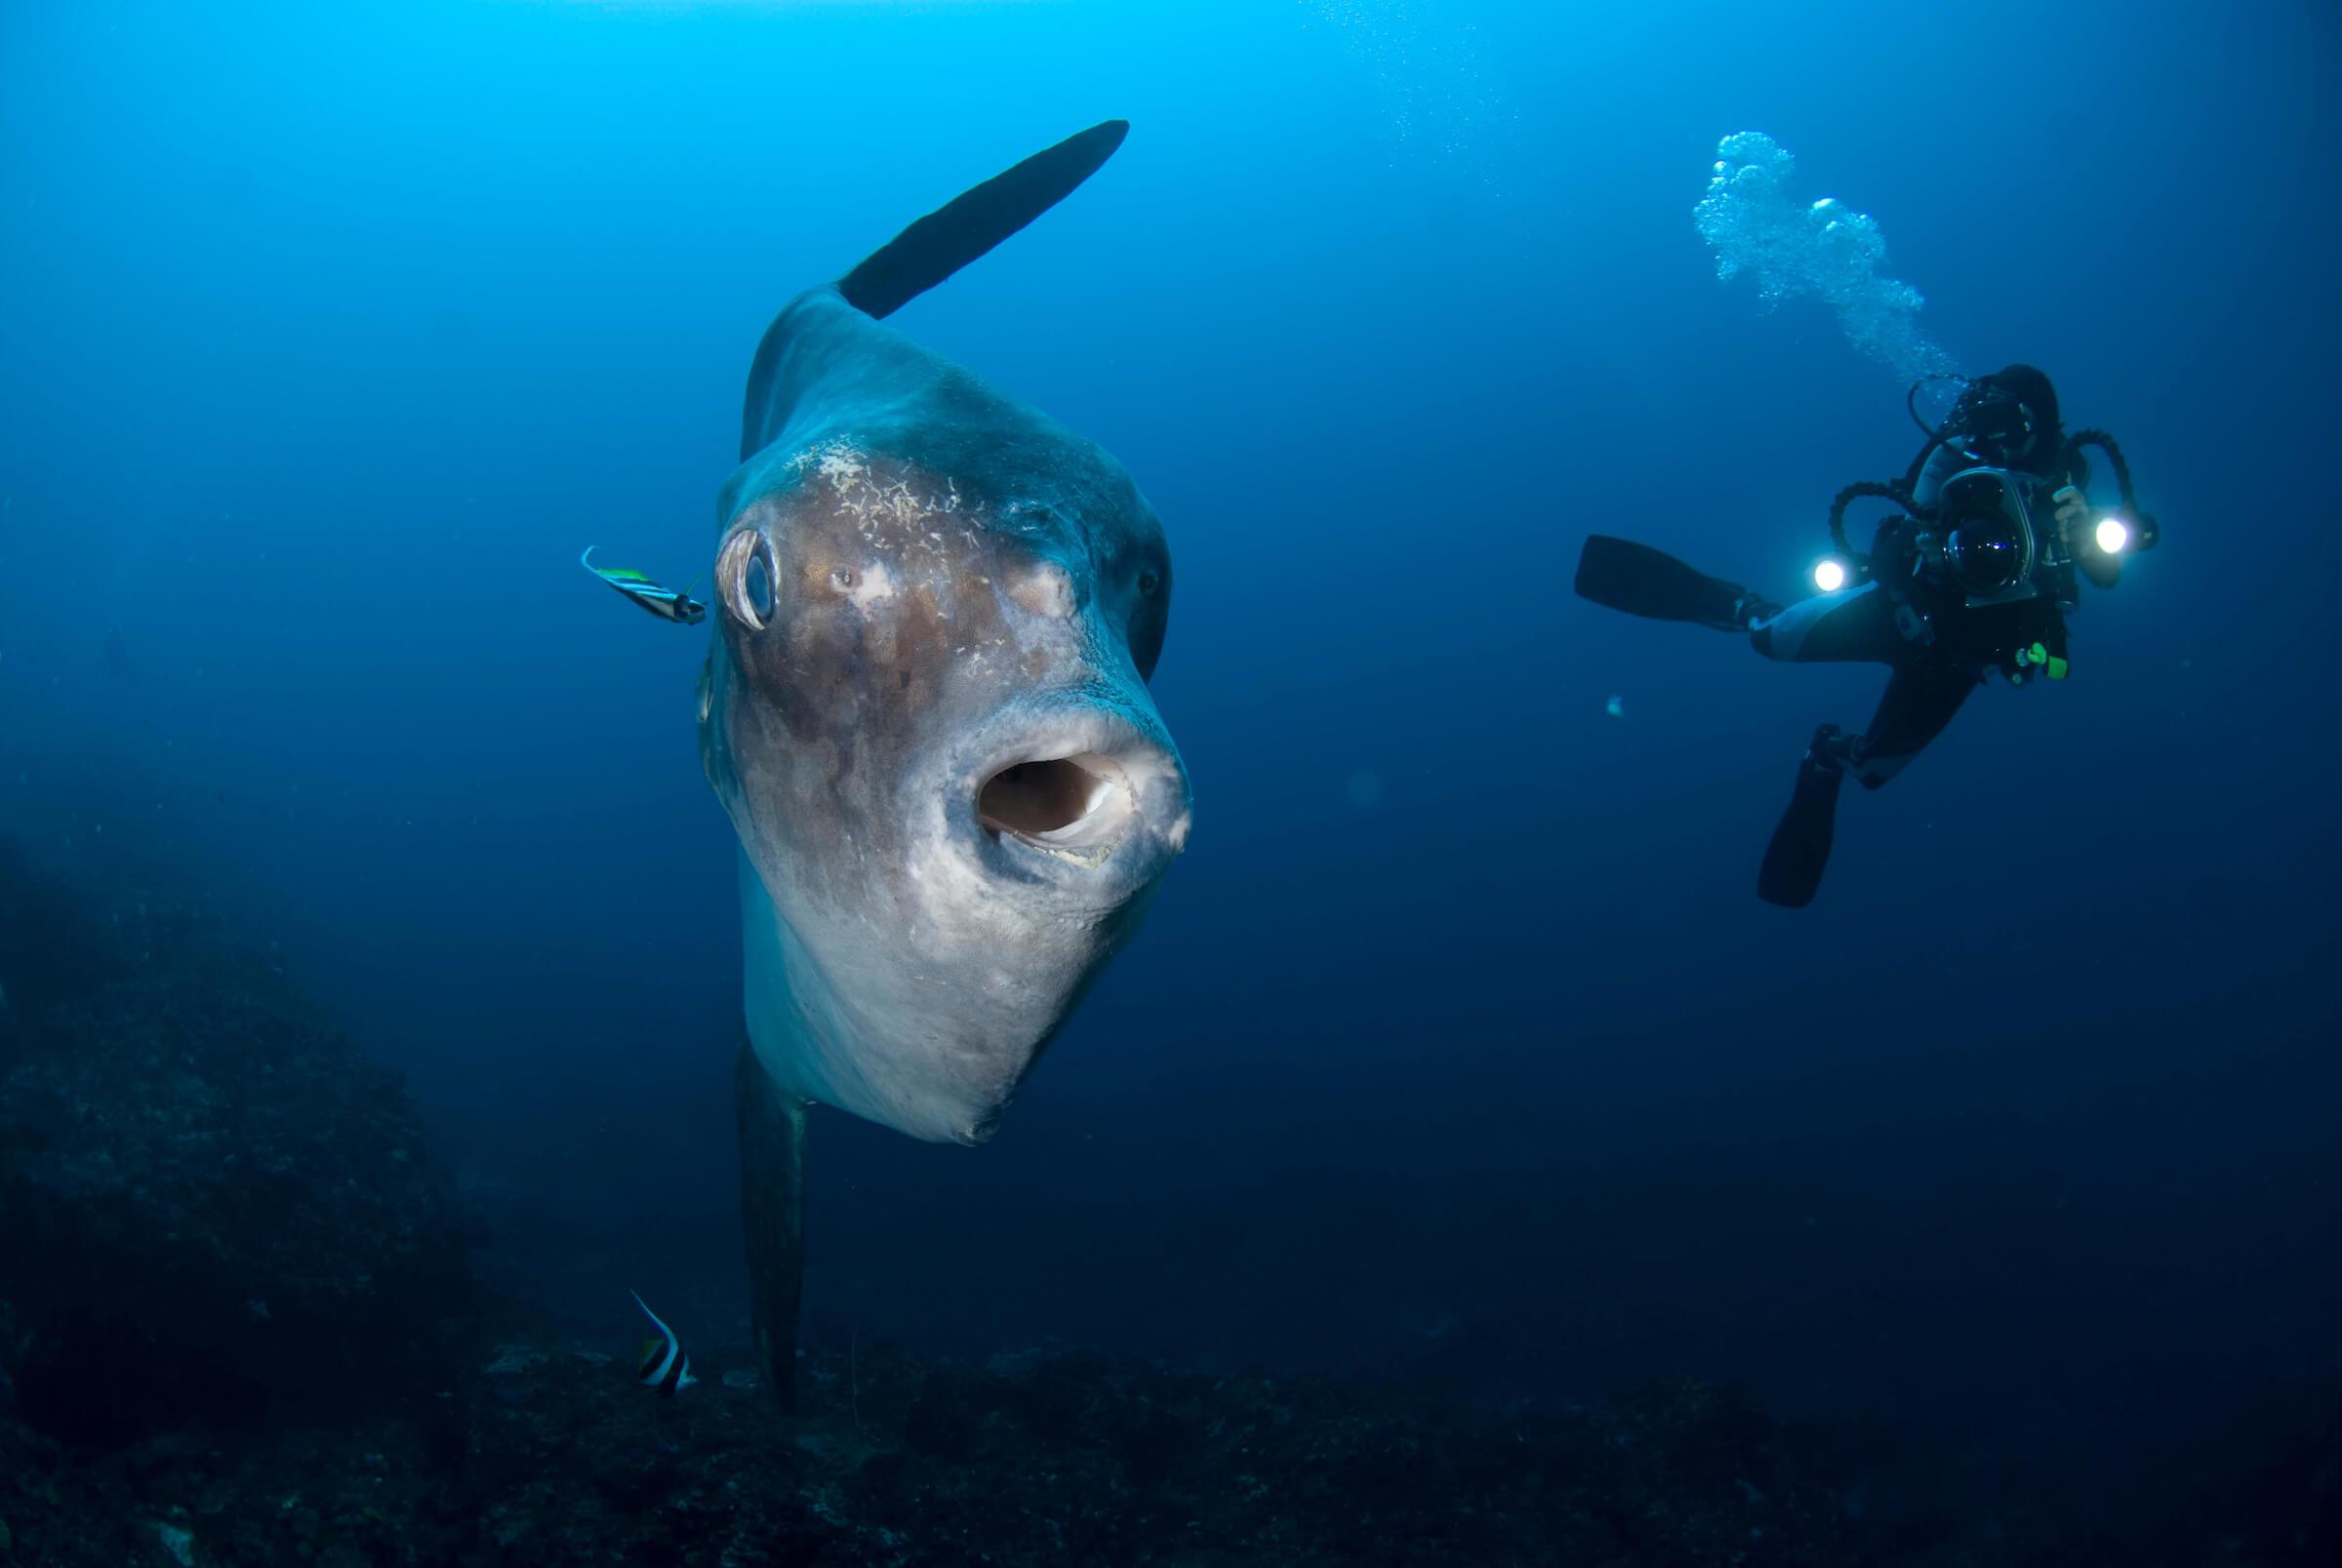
{"left": 581, "top": 546, "right": 707, "bottom": 625}
{"left": 630, "top": 1290, "right": 699, "bottom": 1395}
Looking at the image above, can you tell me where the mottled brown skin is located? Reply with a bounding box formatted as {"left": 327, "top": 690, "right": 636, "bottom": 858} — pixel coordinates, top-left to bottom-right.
{"left": 701, "top": 285, "right": 1189, "bottom": 1147}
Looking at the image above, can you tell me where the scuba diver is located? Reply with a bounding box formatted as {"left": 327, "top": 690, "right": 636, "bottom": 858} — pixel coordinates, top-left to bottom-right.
{"left": 1574, "top": 365, "right": 2158, "bottom": 907}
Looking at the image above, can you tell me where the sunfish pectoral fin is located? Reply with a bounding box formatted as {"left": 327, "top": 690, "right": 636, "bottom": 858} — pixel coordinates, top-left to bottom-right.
{"left": 836, "top": 119, "right": 1130, "bottom": 320}
{"left": 737, "top": 1033, "right": 808, "bottom": 1411}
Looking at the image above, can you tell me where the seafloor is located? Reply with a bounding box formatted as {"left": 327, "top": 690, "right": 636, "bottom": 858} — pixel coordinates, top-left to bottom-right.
{"left": 0, "top": 837, "right": 2332, "bottom": 1567}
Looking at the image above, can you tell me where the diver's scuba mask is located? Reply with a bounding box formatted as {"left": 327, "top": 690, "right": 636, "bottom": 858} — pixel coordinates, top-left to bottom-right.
{"left": 1907, "top": 373, "right": 2039, "bottom": 465}
{"left": 1950, "top": 387, "right": 2038, "bottom": 464}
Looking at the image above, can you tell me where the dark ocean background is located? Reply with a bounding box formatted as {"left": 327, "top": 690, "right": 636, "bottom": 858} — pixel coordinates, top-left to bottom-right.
{"left": 4, "top": 0, "right": 2338, "bottom": 1554}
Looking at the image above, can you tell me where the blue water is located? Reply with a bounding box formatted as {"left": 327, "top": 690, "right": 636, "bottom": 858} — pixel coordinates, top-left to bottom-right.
{"left": 5, "top": 0, "right": 2337, "bottom": 1539}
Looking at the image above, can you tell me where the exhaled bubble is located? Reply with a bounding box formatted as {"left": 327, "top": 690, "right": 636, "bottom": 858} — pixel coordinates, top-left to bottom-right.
{"left": 1303, "top": 0, "right": 1511, "bottom": 180}
{"left": 1694, "top": 131, "right": 1956, "bottom": 382}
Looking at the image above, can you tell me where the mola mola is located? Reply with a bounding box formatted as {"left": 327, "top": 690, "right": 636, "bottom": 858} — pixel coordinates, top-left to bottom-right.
{"left": 695, "top": 122, "right": 1191, "bottom": 1402}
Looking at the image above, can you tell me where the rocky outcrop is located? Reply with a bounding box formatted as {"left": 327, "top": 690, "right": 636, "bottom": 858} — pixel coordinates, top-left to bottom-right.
{"left": 0, "top": 839, "right": 471, "bottom": 1447}
{"left": 3, "top": 1329, "right": 1895, "bottom": 1567}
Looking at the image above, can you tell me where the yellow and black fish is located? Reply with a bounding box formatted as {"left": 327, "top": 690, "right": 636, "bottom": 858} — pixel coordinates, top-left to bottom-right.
{"left": 631, "top": 1291, "right": 699, "bottom": 1395}
{"left": 582, "top": 546, "right": 707, "bottom": 625}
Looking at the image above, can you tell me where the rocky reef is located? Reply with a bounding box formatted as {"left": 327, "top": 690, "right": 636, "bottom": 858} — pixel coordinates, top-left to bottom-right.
{"left": 1, "top": 1317, "right": 2322, "bottom": 1567}
{"left": 0, "top": 838, "right": 468, "bottom": 1448}
{"left": 8, "top": 1325, "right": 1888, "bottom": 1566}
{"left": 1, "top": 835, "right": 2332, "bottom": 1566}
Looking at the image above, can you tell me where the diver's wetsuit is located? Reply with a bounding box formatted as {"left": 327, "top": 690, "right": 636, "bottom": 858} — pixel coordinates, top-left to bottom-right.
{"left": 1746, "top": 586, "right": 1978, "bottom": 788}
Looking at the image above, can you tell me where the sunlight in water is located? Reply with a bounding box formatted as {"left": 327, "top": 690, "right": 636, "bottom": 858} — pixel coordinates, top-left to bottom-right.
{"left": 1301, "top": 0, "right": 1514, "bottom": 177}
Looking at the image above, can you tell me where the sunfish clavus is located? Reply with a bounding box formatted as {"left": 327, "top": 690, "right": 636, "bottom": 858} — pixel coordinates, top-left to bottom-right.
{"left": 695, "top": 122, "right": 1191, "bottom": 1402}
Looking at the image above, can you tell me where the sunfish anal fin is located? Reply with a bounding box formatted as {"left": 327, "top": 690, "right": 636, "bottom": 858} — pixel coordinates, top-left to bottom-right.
{"left": 737, "top": 1033, "right": 808, "bottom": 1410}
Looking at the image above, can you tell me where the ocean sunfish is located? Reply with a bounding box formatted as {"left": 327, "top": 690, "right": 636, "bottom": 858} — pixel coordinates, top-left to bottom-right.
{"left": 696, "top": 122, "right": 1191, "bottom": 1402}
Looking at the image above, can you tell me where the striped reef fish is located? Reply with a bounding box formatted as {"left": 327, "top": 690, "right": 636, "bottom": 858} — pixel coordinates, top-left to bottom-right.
{"left": 582, "top": 546, "right": 707, "bottom": 624}
{"left": 630, "top": 1291, "right": 699, "bottom": 1395}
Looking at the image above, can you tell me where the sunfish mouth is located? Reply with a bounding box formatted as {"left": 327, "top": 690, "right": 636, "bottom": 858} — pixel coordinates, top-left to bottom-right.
{"left": 978, "top": 752, "right": 1137, "bottom": 855}
{"left": 959, "top": 708, "right": 1190, "bottom": 881}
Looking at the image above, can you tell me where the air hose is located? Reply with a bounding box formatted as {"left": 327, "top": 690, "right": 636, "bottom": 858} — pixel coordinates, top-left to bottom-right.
{"left": 1828, "top": 480, "right": 1918, "bottom": 560}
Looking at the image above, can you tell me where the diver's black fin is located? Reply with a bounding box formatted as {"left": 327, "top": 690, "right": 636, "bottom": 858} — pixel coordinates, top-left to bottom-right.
{"left": 737, "top": 1034, "right": 807, "bottom": 1410}
{"left": 1575, "top": 536, "right": 1756, "bottom": 630}
{"left": 837, "top": 120, "right": 1129, "bottom": 320}
{"left": 1757, "top": 734, "right": 1847, "bottom": 908}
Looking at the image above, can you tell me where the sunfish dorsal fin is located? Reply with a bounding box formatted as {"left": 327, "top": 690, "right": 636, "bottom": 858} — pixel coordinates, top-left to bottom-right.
{"left": 836, "top": 120, "right": 1129, "bottom": 321}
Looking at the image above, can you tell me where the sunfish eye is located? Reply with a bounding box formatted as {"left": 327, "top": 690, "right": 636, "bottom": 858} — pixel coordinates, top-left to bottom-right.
{"left": 829, "top": 567, "right": 858, "bottom": 592}
{"left": 1137, "top": 569, "right": 1160, "bottom": 597}
{"left": 715, "top": 526, "right": 775, "bottom": 631}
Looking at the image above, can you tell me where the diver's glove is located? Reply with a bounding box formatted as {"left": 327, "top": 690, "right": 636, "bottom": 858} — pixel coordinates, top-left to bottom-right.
{"left": 2050, "top": 486, "right": 2090, "bottom": 542}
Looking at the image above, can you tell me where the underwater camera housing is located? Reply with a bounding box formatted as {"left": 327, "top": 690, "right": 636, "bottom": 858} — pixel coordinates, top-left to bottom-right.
{"left": 1923, "top": 465, "right": 2067, "bottom": 608}
{"left": 1818, "top": 467, "right": 2077, "bottom": 635}
{"left": 1819, "top": 389, "right": 2160, "bottom": 615}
